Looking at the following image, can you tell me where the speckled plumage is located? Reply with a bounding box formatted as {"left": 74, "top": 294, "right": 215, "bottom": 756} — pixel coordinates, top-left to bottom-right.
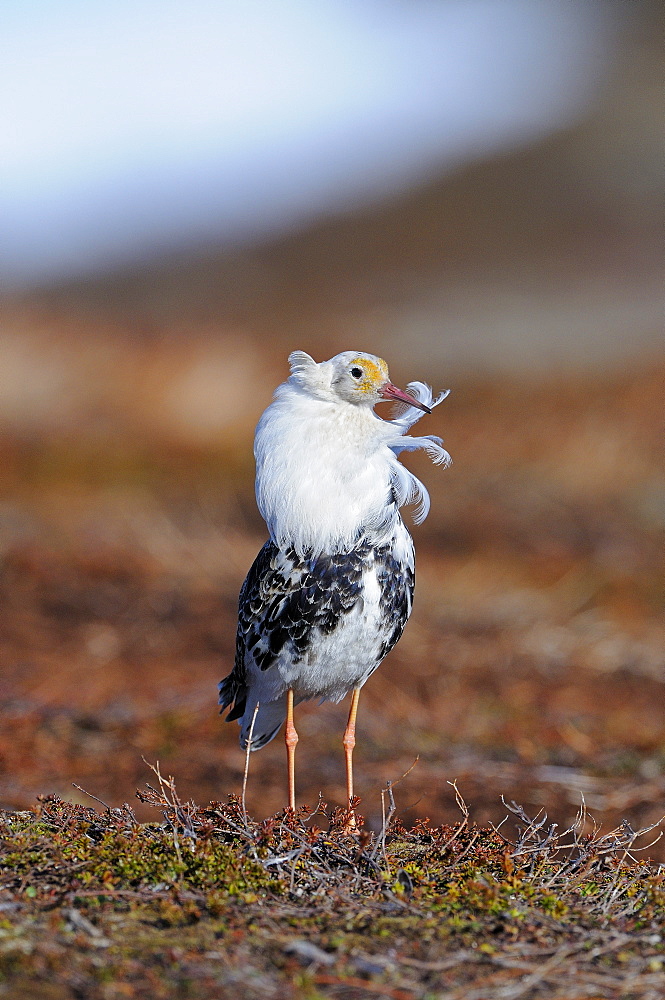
{"left": 218, "top": 350, "right": 450, "bottom": 754}
{"left": 219, "top": 524, "right": 415, "bottom": 748}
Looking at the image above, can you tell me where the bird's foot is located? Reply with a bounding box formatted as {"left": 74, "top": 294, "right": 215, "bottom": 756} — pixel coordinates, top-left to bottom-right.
{"left": 341, "top": 796, "right": 363, "bottom": 833}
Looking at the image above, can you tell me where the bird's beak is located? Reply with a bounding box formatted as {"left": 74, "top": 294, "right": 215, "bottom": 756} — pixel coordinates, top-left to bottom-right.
{"left": 379, "top": 382, "right": 431, "bottom": 414}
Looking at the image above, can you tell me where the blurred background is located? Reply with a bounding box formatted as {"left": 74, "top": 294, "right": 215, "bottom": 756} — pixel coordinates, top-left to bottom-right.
{"left": 0, "top": 0, "right": 663, "bottom": 853}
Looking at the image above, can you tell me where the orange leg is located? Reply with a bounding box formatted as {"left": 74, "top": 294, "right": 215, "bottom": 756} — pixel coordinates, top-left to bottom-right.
{"left": 343, "top": 687, "right": 361, "bottom": 821}
{"left": 285, "top": 688, "right": 298, "bottom": 812}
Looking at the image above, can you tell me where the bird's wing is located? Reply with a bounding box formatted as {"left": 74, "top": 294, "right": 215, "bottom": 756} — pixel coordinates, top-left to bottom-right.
{"left": 219, "top": 540, "right": 367, "bottom": 718}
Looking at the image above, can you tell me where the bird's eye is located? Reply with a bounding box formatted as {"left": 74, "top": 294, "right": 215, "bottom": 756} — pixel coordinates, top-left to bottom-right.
{"left": 350, "top": 367, "right": 363, "bottom": 379}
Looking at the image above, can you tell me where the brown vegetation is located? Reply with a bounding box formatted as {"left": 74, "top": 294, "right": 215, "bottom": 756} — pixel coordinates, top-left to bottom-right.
{"left": 0, "top": 767, "right": 663, "bottom": 1000}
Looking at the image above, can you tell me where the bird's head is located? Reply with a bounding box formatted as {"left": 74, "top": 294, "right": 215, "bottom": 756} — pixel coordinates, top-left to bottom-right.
{"left": 288, "top": 350, "right": 431, "bottom": 413}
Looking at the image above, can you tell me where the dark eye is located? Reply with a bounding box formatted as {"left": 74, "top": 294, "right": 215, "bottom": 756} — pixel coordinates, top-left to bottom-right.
{"left": 350, "top": 367, "right": 363, "bottom": 379}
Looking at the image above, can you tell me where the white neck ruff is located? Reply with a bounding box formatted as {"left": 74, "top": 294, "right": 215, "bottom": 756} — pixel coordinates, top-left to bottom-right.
{"left": 254, "top": 379, "right": 450, "bottom": 556}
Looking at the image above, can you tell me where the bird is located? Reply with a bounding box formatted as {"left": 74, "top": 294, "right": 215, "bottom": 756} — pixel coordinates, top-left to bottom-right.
{"left": 218, "top": 350, "right": 451, "bottom": 818}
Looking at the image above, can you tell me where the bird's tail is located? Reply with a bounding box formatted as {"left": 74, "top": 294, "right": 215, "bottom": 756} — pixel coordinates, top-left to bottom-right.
{"left": 238, "top": 696, "right": 288, "bottom": 751}
{"left": 219, "top": 677, "right": 286, "bottom": 751}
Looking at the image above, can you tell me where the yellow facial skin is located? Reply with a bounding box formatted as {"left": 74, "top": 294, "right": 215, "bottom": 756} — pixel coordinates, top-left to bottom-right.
{"left": 350, "top": 356, "right": 389, "bottom": 396}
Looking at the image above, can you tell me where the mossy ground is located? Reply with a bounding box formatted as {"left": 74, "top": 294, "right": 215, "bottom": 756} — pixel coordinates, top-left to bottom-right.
{"left": 1, "top": 768, "right": 662, "bottom": 1000}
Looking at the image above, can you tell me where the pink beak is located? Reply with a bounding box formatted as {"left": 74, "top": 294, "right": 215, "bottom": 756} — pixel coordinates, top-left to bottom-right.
{"left": 379, "top": 382, "right": 431, "bottom": 414}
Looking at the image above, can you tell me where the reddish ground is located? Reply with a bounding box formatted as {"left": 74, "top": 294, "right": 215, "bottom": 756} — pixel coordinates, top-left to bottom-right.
{"left": 1, "top": 334, "right": 662, "bottom": 857}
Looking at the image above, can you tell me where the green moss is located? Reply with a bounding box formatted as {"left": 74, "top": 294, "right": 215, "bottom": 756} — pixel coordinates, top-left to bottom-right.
{"left": 1, "top": 801, "right": 281, "bottom": 906}
{"left": 0, "top": 791, "right": 662, "bottom": 1000}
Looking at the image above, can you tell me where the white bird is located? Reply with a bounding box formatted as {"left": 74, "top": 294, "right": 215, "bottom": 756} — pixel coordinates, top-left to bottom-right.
{"left": 218, "top": 350, "right": 450, "bottom": 817}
